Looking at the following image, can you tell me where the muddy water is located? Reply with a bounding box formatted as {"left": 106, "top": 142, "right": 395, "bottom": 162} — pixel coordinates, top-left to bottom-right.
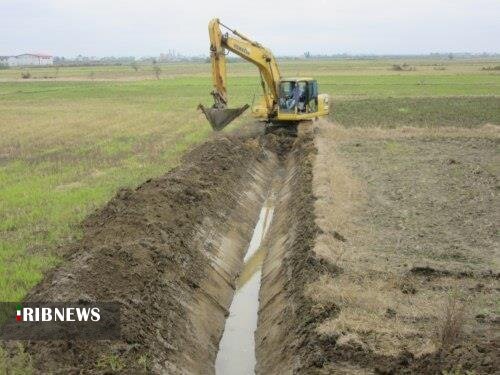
{"left": 215, "top": 195, "right": 275, "bottom": 375}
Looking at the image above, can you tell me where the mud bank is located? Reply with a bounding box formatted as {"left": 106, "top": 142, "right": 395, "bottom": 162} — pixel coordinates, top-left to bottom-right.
{"left": 15, "top": 128, "right": 320, "bottom": 374}
{"left": 255, "top": 125, "right": 337, "bottom": 374}
{"left": 19, "top": 132, "right": 280, "bottom": 373}
{"left": 256, "top": 121, "right": 499, "bottom": 375}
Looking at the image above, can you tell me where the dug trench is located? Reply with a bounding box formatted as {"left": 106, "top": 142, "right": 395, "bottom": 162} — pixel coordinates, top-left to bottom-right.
{"left": 4, "top": 125, "right": 326, "bottom": 374}
{"left": 4, "top": 122, "right": 498, "bottom": 374}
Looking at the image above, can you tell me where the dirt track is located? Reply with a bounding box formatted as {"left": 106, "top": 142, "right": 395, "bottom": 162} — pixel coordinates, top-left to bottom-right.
{"left": 3, "top": 122, "right": 499, "bottom": 374}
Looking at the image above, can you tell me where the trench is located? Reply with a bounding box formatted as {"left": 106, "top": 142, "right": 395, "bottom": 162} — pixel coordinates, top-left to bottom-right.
{"left": 181, "top": 134, "right": 299, "bottom": 375}
{"left": 19, "top": 131, "right": 314, "bottom": 374}
{"left": 204, "top": 135, "right": 307, "bottom": 375}
{"left": 215, "top": 183, "right": 277, "bottom": 374}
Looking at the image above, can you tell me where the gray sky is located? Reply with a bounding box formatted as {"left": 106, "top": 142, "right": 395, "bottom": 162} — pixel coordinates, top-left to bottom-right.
{"left": 1, "top": 0, "right": 499, "bottom": 57}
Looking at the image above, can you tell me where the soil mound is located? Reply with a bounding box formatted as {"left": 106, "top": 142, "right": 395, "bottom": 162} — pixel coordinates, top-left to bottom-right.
{"left": 20, "top": 134, "right": 266, "bottom": 373}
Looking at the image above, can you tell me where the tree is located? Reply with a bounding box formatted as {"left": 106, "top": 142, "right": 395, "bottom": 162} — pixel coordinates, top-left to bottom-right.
{"left": 152, "top": 64, "right": 161, "bottom": 80}
{"left": 131, "top": 61, "right": 139, "bottom": 72}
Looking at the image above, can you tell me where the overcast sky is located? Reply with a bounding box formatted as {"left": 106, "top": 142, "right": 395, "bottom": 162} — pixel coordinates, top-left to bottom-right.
{"left": 1, "top": 0, "right": 499, "bottom": 57}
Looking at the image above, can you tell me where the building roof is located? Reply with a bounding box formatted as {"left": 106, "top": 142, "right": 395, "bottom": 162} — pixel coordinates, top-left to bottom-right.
{"left": 16, "top": 53, "right": 53, "bottom": 58}
{"left": 0, "top": 53, "right": 53, "bottom": 60}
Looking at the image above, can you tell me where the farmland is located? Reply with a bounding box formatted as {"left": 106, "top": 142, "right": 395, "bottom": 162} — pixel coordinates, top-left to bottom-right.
{"left": 1, "top": 58, "right": 499, "bottom": 301}
{"left": 0, "top": 57, "right": 499, "bottom": 373}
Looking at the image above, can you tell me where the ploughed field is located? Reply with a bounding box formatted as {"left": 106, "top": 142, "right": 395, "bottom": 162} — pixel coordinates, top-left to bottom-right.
{"left": 0, "top": 58, "right": 499, "bottom": 373}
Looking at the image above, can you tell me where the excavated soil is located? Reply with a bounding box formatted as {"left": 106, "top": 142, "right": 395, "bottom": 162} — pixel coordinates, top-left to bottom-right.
{"left": 255, "top": 125, "right": 333, "bottom": 374}
{"left": 11, "top": 127, "right": 321, "bottom": 374}
{"left": 20, "top": 130, "right": 279, "bottom": 373}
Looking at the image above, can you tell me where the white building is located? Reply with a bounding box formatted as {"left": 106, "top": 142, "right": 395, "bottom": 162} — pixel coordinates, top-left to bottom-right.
{"left": 0, "top": 54, "right": 53, "bottom": 67}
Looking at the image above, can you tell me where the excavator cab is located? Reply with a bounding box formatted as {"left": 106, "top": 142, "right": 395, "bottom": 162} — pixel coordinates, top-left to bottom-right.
{"left": 278, "top": 79, "right": 318, "bottom": 114}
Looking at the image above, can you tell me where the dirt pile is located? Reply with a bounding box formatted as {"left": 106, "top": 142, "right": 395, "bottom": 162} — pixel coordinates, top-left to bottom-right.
{"left": 255, "top": 124, "right": 340, "bottom": 373}
{"left": 17, "top": 133, "right": 275, "bottom": 373}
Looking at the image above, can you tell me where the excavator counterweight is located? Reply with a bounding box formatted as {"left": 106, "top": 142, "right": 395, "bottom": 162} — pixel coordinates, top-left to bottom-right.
{"left": 199, "top": 18, "right": 329, "bottom": 130}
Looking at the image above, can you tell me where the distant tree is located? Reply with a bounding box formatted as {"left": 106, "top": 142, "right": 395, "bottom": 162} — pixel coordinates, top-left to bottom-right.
{"left": 448, "top": 53, "right": 454, "bottom": 60}
{"left": 131, "top": 61, "right": 139, "bottom": 72}
{"left": 152, "top": 64, "right": 161, "bottom": 80}
{"left": 304, "top": 51, "right": 311, "bottom": 59}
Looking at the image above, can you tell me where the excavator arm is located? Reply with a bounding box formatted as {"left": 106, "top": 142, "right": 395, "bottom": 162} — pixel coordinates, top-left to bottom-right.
{"left": 199, "top": 19, "right": 282, "bottom": 130}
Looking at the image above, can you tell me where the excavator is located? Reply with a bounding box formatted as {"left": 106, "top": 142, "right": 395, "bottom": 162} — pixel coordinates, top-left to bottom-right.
{"left": 198, "top": 19, "right": 330, "bottom": 131}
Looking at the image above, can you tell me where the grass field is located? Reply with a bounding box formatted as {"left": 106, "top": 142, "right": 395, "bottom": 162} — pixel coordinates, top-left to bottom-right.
{"left": 0, "top": 58, "right": 499, "bottom": 302}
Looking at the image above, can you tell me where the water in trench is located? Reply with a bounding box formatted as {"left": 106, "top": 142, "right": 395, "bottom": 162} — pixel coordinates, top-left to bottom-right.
{"left": 215, "top": 194, "right": 275, "bottom": 375}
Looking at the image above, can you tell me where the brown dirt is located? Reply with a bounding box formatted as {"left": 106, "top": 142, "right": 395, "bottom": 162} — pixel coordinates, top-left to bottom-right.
{"left": 7, "top": 126, "right": 326, "bottom": 374}
{"left": 256, "top": 123, "right": 328, "bottom": 374}
{"left": 12, "top": 131, "right": 282, "bottom": 374}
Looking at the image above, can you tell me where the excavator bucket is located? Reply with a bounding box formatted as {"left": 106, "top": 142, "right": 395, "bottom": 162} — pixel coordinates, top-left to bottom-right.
{"left": 198, "top": 104, "right": 249, "bottom": 131}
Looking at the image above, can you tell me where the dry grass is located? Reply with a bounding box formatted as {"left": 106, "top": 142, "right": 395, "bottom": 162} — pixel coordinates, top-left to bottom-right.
{"left": 326, "top": 122, "right": 500, "bottom": 142}
{"left": 309, "top": 120, "right": 499, "bottom": 363}
{"left": 437, "top": 294, "right": 468, "bottom": 350}
{"left": 312, "top": 119, "right": 365, "bottom": 267}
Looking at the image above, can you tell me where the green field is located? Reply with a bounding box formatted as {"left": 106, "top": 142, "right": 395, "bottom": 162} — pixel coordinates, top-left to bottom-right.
{"left": 0, "top": 59, "right": 499, "bottom": 302}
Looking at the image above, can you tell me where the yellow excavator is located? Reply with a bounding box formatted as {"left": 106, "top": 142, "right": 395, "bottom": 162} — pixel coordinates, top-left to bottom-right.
{"left": 198, "top": 19, "right": 330, "bottom": 130}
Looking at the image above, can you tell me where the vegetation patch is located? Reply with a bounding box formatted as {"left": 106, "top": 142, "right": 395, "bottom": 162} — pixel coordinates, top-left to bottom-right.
{"left": 331, "top": 96, "right": 500, "bottom": 128}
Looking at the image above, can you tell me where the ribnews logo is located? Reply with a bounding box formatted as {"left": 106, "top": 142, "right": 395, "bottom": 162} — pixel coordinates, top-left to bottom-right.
{"left": 1, "top": 302, "right": 120, "bottom": 340}
{"left": 15, "top": 304, "right": 101, "bottom": 322}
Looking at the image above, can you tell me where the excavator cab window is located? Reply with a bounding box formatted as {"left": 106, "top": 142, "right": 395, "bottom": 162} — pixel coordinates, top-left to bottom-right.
{"left": 296, "top": 81, "right": 307, "bottom": 113}
{"left": 307, "top": 80, "right": 318, "bottom": 113}
{"left": 279, "top": 81, "right": 296, "bottom": 112}
{"left": 279, "top": 80, "right": 318, "bottom": 114}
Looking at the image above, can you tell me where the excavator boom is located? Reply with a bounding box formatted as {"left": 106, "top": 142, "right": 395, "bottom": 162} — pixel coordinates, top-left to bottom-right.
{"left": 199, "top": 18, "right": 281, "bottom": 130}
